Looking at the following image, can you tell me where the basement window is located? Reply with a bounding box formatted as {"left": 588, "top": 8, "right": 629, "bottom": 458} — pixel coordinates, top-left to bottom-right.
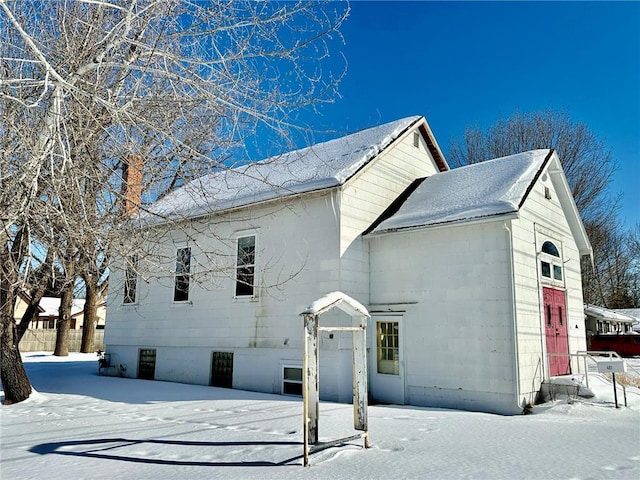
{"left": 211, "top": 352, "right": 233, "bottom": 388}
{"left": 138, "top": 349, "right": 156, "bottom": 380}
{"left": 282, "top": 366, "right": 303, "bottom": 396}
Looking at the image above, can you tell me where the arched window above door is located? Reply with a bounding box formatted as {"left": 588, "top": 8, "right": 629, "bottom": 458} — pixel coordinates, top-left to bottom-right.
{"left": 540, "top": 240, "right": 563, "bottom": 283}
{"left": 541, "top": 241, "right": 560, "bottom": 257}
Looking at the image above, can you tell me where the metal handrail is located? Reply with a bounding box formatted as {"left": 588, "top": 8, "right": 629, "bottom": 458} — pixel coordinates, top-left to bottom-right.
{"left": 547, "top": 351, "right": 633, "bottom": 407}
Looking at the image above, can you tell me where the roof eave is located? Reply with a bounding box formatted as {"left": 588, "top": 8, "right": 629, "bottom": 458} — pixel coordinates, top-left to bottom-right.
{"left": 139, "top": 183, "right": 342, "bottom": 229}
{"left": 418, "top": 119, "right": 449, "bottom": 172}
{"left": 366, "top": 211, "right": 519, "bottom": 237}
{"left": 342, "top": 116, "right": 448, "bottom": 188}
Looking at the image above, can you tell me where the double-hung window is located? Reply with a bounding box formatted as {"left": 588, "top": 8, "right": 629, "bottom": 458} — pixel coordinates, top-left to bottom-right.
{"left": 174, "top": 247, "right": 191, "bottom": 302}
{"left": 235, "top": 235, "right": 256, "bottom": 297}
{"left": 123, "top": 255, "right": 138, "bottom": 304}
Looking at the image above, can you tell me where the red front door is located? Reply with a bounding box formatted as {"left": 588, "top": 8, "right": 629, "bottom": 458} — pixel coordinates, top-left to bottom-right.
{"left": 543, "top": 287, "right": 570, "bottom": 376}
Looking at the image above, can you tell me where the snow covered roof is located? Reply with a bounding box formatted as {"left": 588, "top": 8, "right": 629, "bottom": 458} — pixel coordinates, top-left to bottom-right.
{"left": 613, "top": 308, "right": 640, "bottom": 325}
{"left": 38, "top": 297, "right": 86, "bottom": 318}
{"left": 143, "top": 116, "right": 438, "bottom": 224}
{"left": 584, "top": 304, "right": 637, "bottom": 324}
{"left": 300, "top": 291, "right": 370, "bottom": 318}
{"left": 368, "top": 149, "right": 552, "bottom": 234}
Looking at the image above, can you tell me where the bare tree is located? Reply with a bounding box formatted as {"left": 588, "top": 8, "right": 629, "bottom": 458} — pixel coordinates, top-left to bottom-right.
{"left": 448, "top": 110, "right": 626, "bottom": 307}
{"left": 0, "top": 0, "right": 348, "bottom": 402}
{"left": 448, "top": 110, "right": 617, "bottom": 228}
{"left": 583, "top": 222, "right": 640, "bottom": 308}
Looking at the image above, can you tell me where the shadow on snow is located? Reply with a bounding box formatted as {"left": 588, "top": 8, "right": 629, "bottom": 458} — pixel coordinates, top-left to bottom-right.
{"left": 29, "top": 437, "right": 305, "bottom": 467}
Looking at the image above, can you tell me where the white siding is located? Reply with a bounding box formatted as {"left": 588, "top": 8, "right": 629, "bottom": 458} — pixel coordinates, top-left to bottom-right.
{"left": 369, "top": 221, "right": 521, "bottom": 415}
{"left": 340, "top": 129, "right": 442, "bottom": 302}
{"left": 105, "top": 130, "right": 443, "bottom": 404}
{"left": 511, "top": 167, "right": 587, "bottom": 404}
{"left": 105, "top": 191, "right": 356, "bottom": 401}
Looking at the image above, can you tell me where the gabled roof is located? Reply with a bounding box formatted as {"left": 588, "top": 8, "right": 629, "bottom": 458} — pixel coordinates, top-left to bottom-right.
{"left": 367, "top": 150, "right": 552, "bottom": 234}
{"left": 143, "top": 116, "right": 447, "bottom": 223}
{"left": 300, "top": 291, "right": 370, "bottom": 318}
{"left": 366, "top": 149, "right": 592, "bottom": 258}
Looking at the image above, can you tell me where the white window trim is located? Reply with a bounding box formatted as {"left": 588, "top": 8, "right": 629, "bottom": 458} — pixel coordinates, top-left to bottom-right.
{"left": 539, "top": 239, "right": 565, "bottom": 287}
{"left": 123, "top": 255, "right": 139, "bottom": 306}
{"left": 173, "top": 246, "right": 192, "bottom": 304}
{"left": 281, "top": 363, "right": 303, "bottom": 396}
{"left": 233, "top": 230, "right": 259, "bottom": 300}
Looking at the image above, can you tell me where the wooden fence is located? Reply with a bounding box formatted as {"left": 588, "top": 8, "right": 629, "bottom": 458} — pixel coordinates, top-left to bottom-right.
{"left": 18, "top": 330, "right": 105, "bottom": 353}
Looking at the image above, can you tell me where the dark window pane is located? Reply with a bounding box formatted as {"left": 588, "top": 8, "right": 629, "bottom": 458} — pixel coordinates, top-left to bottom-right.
{"left": 124, "top": 255, "right": 138, "bottom": 304}
{"left": 174, "top": 248, "right": 191, "bottom": 301}
{"left": 283, "top": 382, "right": 302, "bottom": 396}
{"left": 542, "top": 241, "right": 560, "bottom": 257}
{"left": 174, "top": 275, "right": 190, "bottom": 302}
{"left": 235, "top": 236, "right": 255, "bottom": 297}
{"left": 211, "top": 352, "right": 233, "bottom": 388}
{"left": 284, "top": 367, "right": 302, "bottom": 382}
{"left": 541, "top": 261, "right": 551, "bottom": 278}
{"left": 138, "top": 349, "right": 156, "bottom": 380}
{"left": 553, "top": 265, "right": 563, "bottom": 281}
{"left": 176, "top": 247, "right": 191, "bottom": 274}
{"left": 124, "top": 278, "right": 136, "bottom": 303}
{"left": 235, "top": 266, "right": 254, "bottom": 296}
{"left": 546, "top": 305, "right": 552, "bottom": 327}
{"left": 237, "top": 236, "right": 255, "bottom": 266}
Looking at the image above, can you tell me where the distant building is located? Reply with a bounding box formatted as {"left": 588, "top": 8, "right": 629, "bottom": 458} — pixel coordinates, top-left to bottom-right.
{"left": 20, "top": 297, "right": 107, "bottom": 330}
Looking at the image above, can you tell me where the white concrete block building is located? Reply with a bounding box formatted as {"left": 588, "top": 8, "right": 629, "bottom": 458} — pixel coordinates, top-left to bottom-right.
{"left": 105, "top": 116, "right": 591, "bottom": 415}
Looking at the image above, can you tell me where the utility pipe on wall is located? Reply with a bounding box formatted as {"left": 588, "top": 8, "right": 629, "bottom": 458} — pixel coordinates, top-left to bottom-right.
{"left": 504, "top": 221, "right": 523, "bottom": 413}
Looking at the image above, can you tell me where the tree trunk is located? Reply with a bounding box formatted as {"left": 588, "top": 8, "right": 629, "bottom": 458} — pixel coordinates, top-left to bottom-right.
{"left": 0, "top": 284, "right": 32, "bottom": 404}
{"left": 16, "top": 287, "right": 46, "bottom": 342}
{"left": 17, "top": 249, "right": 54, "bottom": 342}
{"left": 53, "top": 287, "right": 73, "bottom": 356}
{"left": 80, "top": 279, "right": 98, "bottom": 353}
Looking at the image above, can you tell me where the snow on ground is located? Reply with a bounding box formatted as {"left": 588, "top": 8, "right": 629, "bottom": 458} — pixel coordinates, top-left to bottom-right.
{"left": 1, "top": 353, "right": 639, "bottom": 480}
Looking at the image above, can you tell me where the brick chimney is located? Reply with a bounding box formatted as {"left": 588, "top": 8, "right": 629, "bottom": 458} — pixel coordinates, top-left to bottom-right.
{"left": 122, "top": 155, "right": 143, "bottom": 216}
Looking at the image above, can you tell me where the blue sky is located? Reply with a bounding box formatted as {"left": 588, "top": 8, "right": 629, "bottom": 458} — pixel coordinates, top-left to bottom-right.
{"left": 297, "top": 1, "right": 639, "bottom": 229}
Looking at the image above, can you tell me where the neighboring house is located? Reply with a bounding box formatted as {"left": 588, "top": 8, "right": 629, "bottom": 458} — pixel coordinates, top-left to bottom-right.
{"left": 105, "top": 115, "right": 592, "bottom": 415}
{"left": 584, "top": 304, "right": 637, "bottom": 336}
{"left": 29, "top": 297, "right": 107, "bottom": 330}
{"left": 614, "top": 308, "right": 640, "bottom": 333}
{"left": 14, "top": 291, "right": 45, "bottom": 323}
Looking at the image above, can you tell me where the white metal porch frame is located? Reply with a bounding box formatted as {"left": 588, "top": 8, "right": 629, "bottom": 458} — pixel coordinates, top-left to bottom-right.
{"left": 300, "top": 292, "right": 370, "bottom": 467}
